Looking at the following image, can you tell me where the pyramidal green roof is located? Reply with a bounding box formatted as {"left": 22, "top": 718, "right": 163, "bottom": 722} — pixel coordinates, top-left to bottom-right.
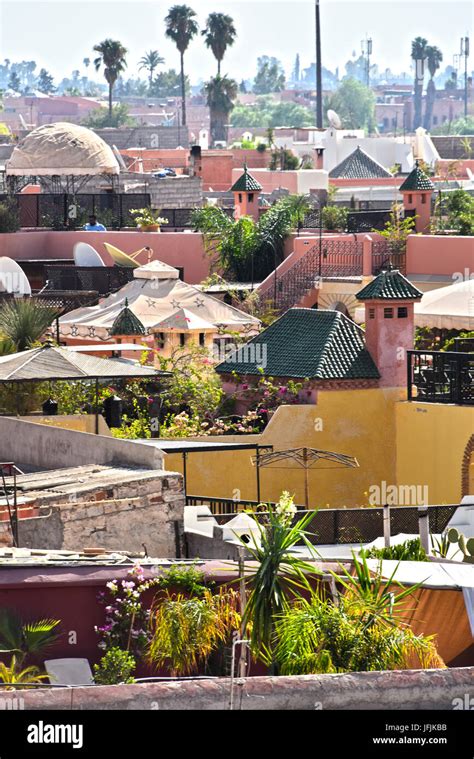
{"left": 399, "top": 161, "right": 435, "bottom": 192}
{"left": 110, "top": 299, "right": 146, "bottom": 336}
{"left": 216, "top": 308, "right": 380, "bottom": 380}
{"left": 356, "top": 269, "right": 423, "bottom": 301}
{"left": 230, "top": 165, "right": 263, "bottom": 192}
{"left": 329, "top": 146, "right": 393, "bottom": 179}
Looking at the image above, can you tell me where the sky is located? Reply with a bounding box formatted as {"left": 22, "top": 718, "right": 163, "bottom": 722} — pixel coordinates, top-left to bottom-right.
{"left": 0, "top": 0, "right": 472, "bottom": 84}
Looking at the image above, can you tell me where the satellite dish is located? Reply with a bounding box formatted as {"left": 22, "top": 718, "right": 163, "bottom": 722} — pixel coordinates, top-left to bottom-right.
{"left": 0, "top": 257, "right": 31, "bottom": 296}
{"left": 73, "top": 242, "right": 105, "bottom": 268}
{"left": 327, "top": 109, "right": 342, "bottom": 129}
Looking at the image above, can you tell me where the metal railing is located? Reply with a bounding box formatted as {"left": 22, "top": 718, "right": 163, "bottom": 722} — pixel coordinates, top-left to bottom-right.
{"left": 0, "top": 462, "right": 23, "bottom": 547}
{"left": 407, "top": 350, "right": 474, "bottom": 406}
{"left": 44, "top": 266, "right": 134, "bottom": 296}
{"left": 186, "top": 497, "right": 458, "bottom": 545}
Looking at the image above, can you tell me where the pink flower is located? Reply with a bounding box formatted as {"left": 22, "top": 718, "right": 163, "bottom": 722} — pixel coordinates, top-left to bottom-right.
{"left": 279, "top": 387, "right": 287, "bottom": 394}
{"left": 242, "top": 384, "right": 248, "bottom": 390}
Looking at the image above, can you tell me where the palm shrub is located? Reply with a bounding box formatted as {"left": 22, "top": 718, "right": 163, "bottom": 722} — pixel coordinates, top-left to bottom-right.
{"left": 274, "top": 555, "right": 444, "bottom": 674}
{"left": 0, "top": 610, "right": 60, "bottom": 668}
{"left": 148, "top": 587, "right": 240, "bottom": 676}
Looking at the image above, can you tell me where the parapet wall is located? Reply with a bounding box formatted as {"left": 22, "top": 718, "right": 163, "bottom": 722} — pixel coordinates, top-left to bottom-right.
{"left": 0, "top": 417, "right": 164, "bottom": 471}
{"left": 18, "top": 667, "right": 474, "bottom": 710}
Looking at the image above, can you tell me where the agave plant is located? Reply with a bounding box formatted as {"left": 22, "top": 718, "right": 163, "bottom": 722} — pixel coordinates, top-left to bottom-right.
{"left": 148, "top": 587, "right": 240, "bottom": 676}
{"left": 0, "top": 300, "right": 58, "bottom": 352}
{"left": 0, "top": 610, "right": 60, "bottom": 668}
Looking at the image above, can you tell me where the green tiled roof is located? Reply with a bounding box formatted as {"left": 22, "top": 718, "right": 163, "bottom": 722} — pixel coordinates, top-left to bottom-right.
{"left": 356, "top": 270, "right": 423, "bottom": 301}
{"left": 110, "top": 299, "right": 146, "bottom": 336}
{"left": 230, "top": 166, "right": 263, "bottom": 192}
{"left": 329, "top": 146, "right": 392, "bottom": 179}
{"left": 399, "top": 162, "right": 435, "bottom": 191}
{"left": 216, "top": 308, "right": 380, "bottom": 380}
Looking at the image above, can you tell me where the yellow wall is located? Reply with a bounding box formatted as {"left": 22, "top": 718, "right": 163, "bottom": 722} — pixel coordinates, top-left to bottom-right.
{"left": 18, "top": 414, "right": 111, "bottom": 436}
{"left": 395, "top": 401, "right": 474, "bottom": 504}
{"left": 164, "top": 387, "right": 403, "bottom": 508}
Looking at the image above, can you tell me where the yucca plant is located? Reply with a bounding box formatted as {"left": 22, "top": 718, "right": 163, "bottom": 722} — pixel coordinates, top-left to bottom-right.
{"left": 0, "top": 655, "right": 50, "bottom": 688}
{"left": 148, "top": 587, "right": 240, "bottom": 676}
{"left": 239, "top": 501, "right": 319, "bottom": 668}
{"left": 0, "top": 300, "right": 58, "bottom": 351}
{"left": 0, "top": 610, "right": 60, "bottom": 668}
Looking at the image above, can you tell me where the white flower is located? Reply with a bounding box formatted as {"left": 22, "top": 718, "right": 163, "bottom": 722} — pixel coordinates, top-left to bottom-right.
{"left": 275, "top": 491, "right": 297, "bottom": 526}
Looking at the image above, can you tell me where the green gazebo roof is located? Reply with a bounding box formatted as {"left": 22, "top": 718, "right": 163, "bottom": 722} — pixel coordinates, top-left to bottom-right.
{"left": 399, "top": 161, "right": 435, "bottom": 192}
{"left": 356, "top": 269, "right": 423, "bottom": 301}
{"left": 230, "top": 165, "right": 263, "bottom": 192}
{"left": 110, "top": 299, "right": 146, "bottom": 336}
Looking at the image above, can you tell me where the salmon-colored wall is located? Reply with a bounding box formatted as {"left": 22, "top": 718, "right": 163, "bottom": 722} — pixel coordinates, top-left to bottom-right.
{"left": 406, "top": 234, "right": 474, "bottom": 278}
{"left": 231, "top": 167, "right": 299, "bottom": 194}
{"left": 201, "top": 149, "right": 270, "bottom": 191}
{"left": 0, "top": 230, "right": 212, "bottom": 284}
{"left": 436, "top": 159, "right": 474, "bottom": 179}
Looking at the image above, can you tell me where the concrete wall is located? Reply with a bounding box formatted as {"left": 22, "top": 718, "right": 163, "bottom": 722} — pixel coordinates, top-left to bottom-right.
{"left": 93, "top": 126, "right": 189, "bottom": 150}
{"left": 0, "top": 229, "right": 211, "bottom": 284}
{"left": 0, "top": 417, "right": 164, "bottom": 471}
{"left": 16, "top": 414, "right": 111, "bottom": 436}
{"left": 18, "top": 667, "right": 474, "bottom": 710}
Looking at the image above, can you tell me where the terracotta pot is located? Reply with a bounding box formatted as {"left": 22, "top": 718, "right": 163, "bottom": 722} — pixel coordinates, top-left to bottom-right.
{"left": 139, "top": 224, "right": 160, "bottom": 233}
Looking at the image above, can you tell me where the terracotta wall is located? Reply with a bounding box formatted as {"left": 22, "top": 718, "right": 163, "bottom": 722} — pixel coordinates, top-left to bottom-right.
{"left": 120, "top": 148, "right": 189, "bottom": 173}
{"left": 406, "top": 234, "right": 474, "bottom": 278}
{"left": 0, "top": 230, "right": 211, "bottom": 284}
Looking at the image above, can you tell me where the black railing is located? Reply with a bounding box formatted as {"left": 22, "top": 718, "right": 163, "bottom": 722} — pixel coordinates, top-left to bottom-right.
{"left": 1, "top": 193, "right": 151, "bottom": 229}
{"left": 0, "top": 462, "right": 22, "bottom": 547}
{"left": 186, "top": 497, "right": 458, "bottom": 545}
{"left": 159, "top": 207, "right": 233, "bottom": 228}
{"left": 408, "top": 350, "right": 474, "bottom": 405}
{"left": 44, "top": 266, "right": 135, "bottom": 296}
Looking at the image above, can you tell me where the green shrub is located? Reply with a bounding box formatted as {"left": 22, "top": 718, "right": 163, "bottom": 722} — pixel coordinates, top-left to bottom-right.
{"left": 322, "top": 205, "right": 348, "bottom": 232}
{"left": 360, "top": 537, "right": 428, "bottom": 562}
{"left": 93, "top": 647, "right": 136, "bottom": 685}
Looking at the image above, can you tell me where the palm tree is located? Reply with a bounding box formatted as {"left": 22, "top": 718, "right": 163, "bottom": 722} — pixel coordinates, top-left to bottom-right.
{"left": 139, "top": 50, "right": 165, "bottom": 90}
{"left": 411, "top": 37, "right": 428, "bottom": 130}
{"left": 0, "top": 300, "right": 58, "bottom": 352}
{"left": 93, "top": 39, "right": 128, "bottom": 123}
{"left": 164, "top": 5, "right": 198, "bottom": 126}
{"left": 423, "top": 45, "right": 443, "bottom": 131}
{"left": 0, "top": 610, "right": 60, "bottom": 668}
{"left": 203, "top": 75, "right": 238, "bottom": 145}
{"left": 201, "top": 13, "right": 237, "bottom": 75}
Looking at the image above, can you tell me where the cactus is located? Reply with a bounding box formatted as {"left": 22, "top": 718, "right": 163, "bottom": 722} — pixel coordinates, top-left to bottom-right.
{"left": 447, "top": 528, "right": 474, "bottom": 563}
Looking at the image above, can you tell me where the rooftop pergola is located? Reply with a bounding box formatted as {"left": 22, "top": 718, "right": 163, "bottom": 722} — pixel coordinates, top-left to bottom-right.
{"left": 0, "top": 344, "right": 170, "bottom": 433}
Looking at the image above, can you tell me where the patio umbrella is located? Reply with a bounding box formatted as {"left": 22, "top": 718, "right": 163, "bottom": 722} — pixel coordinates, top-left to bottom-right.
{"left": 251, "top": 447, "right": 359, "bottom": 509}
{"left": 414, "top": 279, "right": 474, "bottom": 331}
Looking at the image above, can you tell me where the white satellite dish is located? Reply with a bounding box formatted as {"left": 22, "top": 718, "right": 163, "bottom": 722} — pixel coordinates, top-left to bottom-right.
{"left": 327, "top": 109, "right": 342, "bottom": 129}
{"left": 0, "top": 257, "right": 31, "bottom": 296}
{"left": 73, "top": 242, "right": 105, "bottom": 268}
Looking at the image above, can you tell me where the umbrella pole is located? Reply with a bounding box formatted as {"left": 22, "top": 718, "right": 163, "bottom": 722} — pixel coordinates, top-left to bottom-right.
{"left": 255, "top": 446, "right": 261, "bottom": 503}
{"left": 95, "top": 378, "right": 99, "bottom": 435}
{"left": 303, "top": 448, "right": 309, "bottom": 509}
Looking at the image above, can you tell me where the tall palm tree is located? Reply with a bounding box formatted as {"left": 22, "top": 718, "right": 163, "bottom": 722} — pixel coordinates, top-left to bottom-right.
{"left": 164, "top": 5, "right": 198, "bottom": 126}
{"left": 201, "top": 13, "right": 237, "bottom": 75}
{"left": 423, "top": 45, "right": 443, "bottom": 131}
{"left": 93, "top": 39, "right": 128, "bottom": 123}
{"left": 411, "top": 37, "right": 428, "bottom": 130}
{"left": 203, "top": 75, "right": 238, "bottom": 145}
{"left": 139, "top": 50, "right": 165, "bottom": 89}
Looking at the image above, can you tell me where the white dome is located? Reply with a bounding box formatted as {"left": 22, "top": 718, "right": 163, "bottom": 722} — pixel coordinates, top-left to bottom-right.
{"left": 6, "top": 122, "right": 120, "bottom": 176}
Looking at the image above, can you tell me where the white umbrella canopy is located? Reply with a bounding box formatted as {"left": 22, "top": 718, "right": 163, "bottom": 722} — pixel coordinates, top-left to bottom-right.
{"left": 414, "top": 279, "right": 474, "bottom": 330}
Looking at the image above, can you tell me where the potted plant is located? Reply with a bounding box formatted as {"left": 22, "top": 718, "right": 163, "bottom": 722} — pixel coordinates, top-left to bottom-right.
{"left": 130, "top": 207, "right": 169, "bottom": 232}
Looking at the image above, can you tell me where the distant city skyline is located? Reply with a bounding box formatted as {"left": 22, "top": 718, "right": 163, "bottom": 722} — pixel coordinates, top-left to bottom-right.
{"left": 0, "top": 0, "right": 472, "bottom": 86}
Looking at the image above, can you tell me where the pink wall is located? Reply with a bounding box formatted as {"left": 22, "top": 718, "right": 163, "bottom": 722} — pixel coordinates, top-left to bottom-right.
{"left": 436, "top": 159, "right": 474, "bottom": 179}
{"left": 406, "top": 234, "right": 474, "bottom": 278}
{"left": 0, "top": 230, "right": 211, "bottom": 284}
{"left": 231, "top": 167, "right": 299, "bottom": 194}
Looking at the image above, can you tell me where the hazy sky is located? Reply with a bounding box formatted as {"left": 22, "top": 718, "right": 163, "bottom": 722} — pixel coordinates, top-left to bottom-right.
{"left": 0, "top": 0, "right": 472, "bottom": 83}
